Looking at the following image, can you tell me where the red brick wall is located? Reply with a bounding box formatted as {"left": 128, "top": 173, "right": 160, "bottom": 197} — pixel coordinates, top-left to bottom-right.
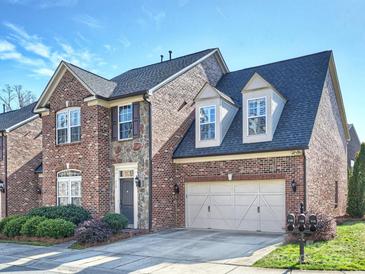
{"left": 6, "top": 118, "right": 42, "bottom": 215}
{"left": 306, "top": 71, "right": 348, "bottom": 217}
{"left": 172, "top": 155, "right": 305, "bottom": 228}
{"left": 42, "top": 70, "right": 111, "bottom": 216}
{"left": 150, "top": 53, "right": 225, "bottom": 229}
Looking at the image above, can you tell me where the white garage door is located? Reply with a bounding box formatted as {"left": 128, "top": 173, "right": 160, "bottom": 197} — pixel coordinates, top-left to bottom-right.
{"left": 185, "top": 180, "right": 285, "bottom": 233}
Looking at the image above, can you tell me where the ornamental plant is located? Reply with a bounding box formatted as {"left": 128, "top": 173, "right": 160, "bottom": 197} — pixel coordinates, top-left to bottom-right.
{"left": 347, "top": 143, "right": 365, "bottom": 217}
{"left": 36, "top": 218, "right": 76, "bottom": 238}
{"left": 75, "top": 219, "right": 112, "bottom": 244}
{"left": 102, "top": 213, "right": 128, "bottom": 233}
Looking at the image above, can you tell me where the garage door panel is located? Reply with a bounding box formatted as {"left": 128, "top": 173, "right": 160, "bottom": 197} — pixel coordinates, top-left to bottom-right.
{"left": 185, "top": 180, "right": 285, "bottom": 233}
{"left": 234, "top": 182, "right": 259, "bottom": 193}
{"left": 260, "top": 181, "right": 285, "bottom": 193}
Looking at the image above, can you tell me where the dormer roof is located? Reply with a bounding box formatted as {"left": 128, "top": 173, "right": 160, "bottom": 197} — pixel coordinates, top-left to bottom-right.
{"left": 174, "top": 50, "right": 349, "bottom": 158}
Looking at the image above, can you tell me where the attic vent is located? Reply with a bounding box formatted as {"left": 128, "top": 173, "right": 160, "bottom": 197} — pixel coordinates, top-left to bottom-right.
{"left": 178, "top": 100, "right": 187, "bottom": 111}
{"left": 160, "top": 55, "right": 164, "bottom": 63}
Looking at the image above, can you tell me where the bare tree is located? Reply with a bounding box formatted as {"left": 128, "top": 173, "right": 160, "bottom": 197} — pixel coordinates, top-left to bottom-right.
{"left": 0, "top": 84, "right": 35, "bottom": 112}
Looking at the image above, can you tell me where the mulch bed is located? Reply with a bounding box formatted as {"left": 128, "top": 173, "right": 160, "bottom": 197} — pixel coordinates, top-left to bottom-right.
{"left": 0, "top": 234, "right": 74, "bottom": 246}
{"left": 72, "top": 229, "right": 148, "bottom": 249}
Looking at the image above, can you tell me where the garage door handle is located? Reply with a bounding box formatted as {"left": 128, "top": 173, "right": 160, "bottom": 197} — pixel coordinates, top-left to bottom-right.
{"left": 208, "top": 205, "right": 210, "bottom": 212}
{"left": 257, "top": 206, "right": 260, "bottom": 213}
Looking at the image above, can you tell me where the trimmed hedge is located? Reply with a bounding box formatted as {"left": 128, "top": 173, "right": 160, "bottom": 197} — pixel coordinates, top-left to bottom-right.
{"left": 20, "top": 216, "right": 47, "bottom": 237}
{"left": 102, "top": 213, "right": 128, "bottom": 233}
{"left": 36, "top": 218, "right": 75, "bottom": 238}
{"left": 0, "top": 215, "right": 20, "bottom": 233}
{"left": 75, "top": 219, "right": 112, "bottom": 244}
{"left": 3, "top": 216, "right": 30, "bottom": 237}
{"left": 28, "top": 205, "right": 91, "bottom": 225}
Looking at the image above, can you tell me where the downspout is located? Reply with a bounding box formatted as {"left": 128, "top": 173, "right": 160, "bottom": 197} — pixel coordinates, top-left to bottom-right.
{"left": 303, "top": 150, "right": 307, "bottom": 211}
{"left": 143, "top": 94, "right": 153, "bottom": 231}
{"left": 2, "top": 133, "right": 7, "bottom": 217}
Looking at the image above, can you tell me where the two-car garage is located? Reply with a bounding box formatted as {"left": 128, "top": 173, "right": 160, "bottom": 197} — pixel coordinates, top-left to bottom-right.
{"left": 185, "top": 180, "right": 286, "bottom": 233}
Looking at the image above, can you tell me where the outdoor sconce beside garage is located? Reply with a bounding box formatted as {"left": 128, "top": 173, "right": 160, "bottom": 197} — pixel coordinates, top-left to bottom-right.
{"left": 135, "top": 176, "right": 142, "bottom": 188}
{"left": 291, "top": 179, "right": 297, "bottom": 193}
{"left": 0, "top": 180, "right": 5, "bottom": 193}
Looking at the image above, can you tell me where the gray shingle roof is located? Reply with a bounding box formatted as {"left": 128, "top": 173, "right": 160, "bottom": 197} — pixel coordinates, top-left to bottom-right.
{"left": 110, "top": 48, "right": 217, "bottom": 98}
{"left": 174, "top": 51, "right": 332, "bottom": 158}
{"left": 0, "top": 102, "right": 38, "bottom": 131}
{"left": 64, "top": 49, "right": 217, "bottom": 100}
{"left": 347, "top": 124, "right": 361, "bottom": 166}
{"left": 65, "top": 62, "right": 117, "bottom": 98}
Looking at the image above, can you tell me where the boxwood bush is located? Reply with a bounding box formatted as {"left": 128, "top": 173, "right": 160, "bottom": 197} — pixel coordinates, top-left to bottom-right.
{"left": 20, "top": 216, "right": 47, "bottom": 237}
{"left": 28, "top": 205, "right": 91, "bottom": 225}
{"left": 75, "top": 219, "right": 112, "bottom": 244}
{"left": 3, "top": 216, "right": 30, "bottom": 237}
{"left": 36, "top": 218, "right": 75, "bottom": 238}
{"left": 0, "top": 215, "right": 20, "bottom": 233}
{"left": 102, "top": 213, "right": 128, "bottom": 233}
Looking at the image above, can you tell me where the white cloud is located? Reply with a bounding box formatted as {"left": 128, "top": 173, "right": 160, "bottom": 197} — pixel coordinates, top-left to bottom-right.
{"left": 4, "top": 0, "right": 78, "bottom": 9}
{"left": 73, "top": 14, "right": 102, "bottom": 29}
{"left": 119, "top": 36, "right": 131, "bottom": 48}
{"left": 4, "top": 22, "right": 50, "bottom": 58}
{"left": 1, "top": 22, "right": 106, "bottom": 77}
{"left": 141, "top": 6, "right": 166, "bottom": 28}
{"left": 0, "top": 40, "right": 15, "bottom": 52}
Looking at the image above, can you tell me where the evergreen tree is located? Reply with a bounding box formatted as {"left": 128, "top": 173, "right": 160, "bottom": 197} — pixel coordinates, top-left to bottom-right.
{"left": 347, "top": 143, "right": 365, "bottom": 217}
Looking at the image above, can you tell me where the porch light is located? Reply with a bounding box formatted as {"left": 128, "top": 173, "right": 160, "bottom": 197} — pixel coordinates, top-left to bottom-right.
{"left": 135, "top": 176, "right": 142, "bottom": 188}
{"left": 173, "top": 183, "right": 180, "bottom": 195}
{"left": 291, "top": 180, "right": 297, "bottom": 193}
{"left": 228, "top": 174, "right": 233, "bottom": 181}
{"left": 0, "top": 181, "right": 5, "bottom": 193}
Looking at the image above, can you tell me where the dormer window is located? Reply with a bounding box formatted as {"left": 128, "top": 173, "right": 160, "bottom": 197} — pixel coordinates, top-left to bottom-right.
{"left": 248, "top": 97, "right": 266, "bottom": 136}
{"left": 199, "top": 106, "right": 216, "bottom": 140}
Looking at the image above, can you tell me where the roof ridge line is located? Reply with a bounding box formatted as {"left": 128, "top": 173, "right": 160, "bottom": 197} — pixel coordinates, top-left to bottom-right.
{"left": 0, "top": 101, "right": 37, "bottom": 116}
{"left": 113, "top": 48, "right": 217, "bottom": 78}
{"left": 228, "top": 50, "right": 332, "bottom": 74}
{"left": 64, "top": 61, "right": 115, "bottom": 83}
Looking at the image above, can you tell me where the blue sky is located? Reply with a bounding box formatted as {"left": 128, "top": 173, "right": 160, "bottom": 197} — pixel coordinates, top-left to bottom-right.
{"left": 0, "top": 0, "right": 364, "bottom": 141}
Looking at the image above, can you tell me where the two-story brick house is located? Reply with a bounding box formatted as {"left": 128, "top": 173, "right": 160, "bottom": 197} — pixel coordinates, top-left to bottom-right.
{"left": 0, "top": 102, "right": 42, "bottom": 217}
{"left": 34, "top": 49, "right": 349, "bottom": 233}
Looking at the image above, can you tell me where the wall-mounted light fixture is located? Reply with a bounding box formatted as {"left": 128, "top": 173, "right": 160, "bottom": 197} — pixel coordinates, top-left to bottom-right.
{"left": 173, "top": 183, "right": 180, "bottom": 195}
{"left": 291, "top": 180, "right": 297, "bottom": 193}
{"left": 228, "top": 174, "right": 233, "bottom": 181}
{"left": 36, "top": 187, "right": 42, "bottom": 194}
{"left": 135, "top": 176, "right": 142, "bottom": 188}
{"left": 0, "top": 180, "right": 5, "bottom": 193}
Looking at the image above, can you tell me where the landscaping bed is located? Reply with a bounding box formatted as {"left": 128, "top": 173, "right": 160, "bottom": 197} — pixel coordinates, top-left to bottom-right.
{"left": 254, "top": 221, "right": 365, "bottom": 271}
{"left": 0, "top": 205, "right": 134, "bottom": 248}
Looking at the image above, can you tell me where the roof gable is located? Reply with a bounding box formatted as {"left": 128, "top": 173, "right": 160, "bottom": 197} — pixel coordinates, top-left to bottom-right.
{"left": 195, "top": 83, "right": 235, "bottom": 105}
{"left": 174, "top": 51, "right": 337, "bottom": 158}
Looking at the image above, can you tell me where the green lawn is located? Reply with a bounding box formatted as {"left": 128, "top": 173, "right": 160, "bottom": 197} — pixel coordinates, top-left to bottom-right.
{"left": 254, "top": 221, "right": 365, "bottom": 271}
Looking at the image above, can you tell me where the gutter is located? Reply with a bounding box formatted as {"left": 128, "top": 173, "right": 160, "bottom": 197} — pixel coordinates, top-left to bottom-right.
{"left": 5, "top": 115, "right": 39, "bottom": 132}
{"left": 303, "top": 150, "right": 307, "bottom": 211}
{"left": 143, "top": 93, "right": 153, "bottom": 231}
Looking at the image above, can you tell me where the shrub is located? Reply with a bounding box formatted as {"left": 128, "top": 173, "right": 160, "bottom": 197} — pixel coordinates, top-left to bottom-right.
{"left": 347, "top": 143, "right": 365, "bottom": 217}
{"left": 310, "top": 213, "right": 337, "bottom": 241}
{"left": 20, "top": 216, "right": 47, "bottom": 237}
{"left": 28, "top": 205, "right": 91, "bottom": 225}
{"left": 36, "top": 218, "right": 75, "bottom": 238}
{"left": 3, "top": 216, "right": 30, "bottom": 237}
{"left": 102, "top": 213, "right": 128, "bottom": 233}
{"left": 75, "top": 219, "right": 112, "bottom": 244}
{"left": 0, "top": 215, "right": 20, "bottom": 233}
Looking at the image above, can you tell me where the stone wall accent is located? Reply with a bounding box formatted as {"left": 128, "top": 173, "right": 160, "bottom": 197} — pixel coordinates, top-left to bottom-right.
{"left": 151, "top": 53, "right": 225, "bottom": 229}
{"left": 173, "top": 156, "right": 305, "bottom": 228}
{"left": 42, "top": 70, "right": 111, "bottom": 216}
{"left": 6, "top": 118, "right": 42, "bottom": 215}
{"left": 111, "top": 101, "right": 150, "bottom": 229}
{"left": 306, "top": 71, "right": 348, "bottom": 218}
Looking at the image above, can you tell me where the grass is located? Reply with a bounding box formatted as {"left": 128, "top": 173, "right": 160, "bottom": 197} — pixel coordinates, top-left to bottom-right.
{"left": 254, "top": 221, "right": 365, "bottom": 271}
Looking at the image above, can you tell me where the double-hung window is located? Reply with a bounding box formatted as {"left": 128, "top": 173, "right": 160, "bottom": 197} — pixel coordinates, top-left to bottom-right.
{"left": 199, "top": 106, "right": 216, "bottom": 140}
{"left": 56, "top": 108, "right": 81, "bottom": 144}
{"left": 248, "top": 98, "right": 266, "bottom": 136}
{"left": 119, "top": 104, "right": 133, "bottom": 140}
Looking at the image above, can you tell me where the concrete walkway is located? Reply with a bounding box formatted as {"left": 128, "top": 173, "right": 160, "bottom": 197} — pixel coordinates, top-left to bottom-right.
{"left": 0, "top": 230, "right": 362, "bottom": 273}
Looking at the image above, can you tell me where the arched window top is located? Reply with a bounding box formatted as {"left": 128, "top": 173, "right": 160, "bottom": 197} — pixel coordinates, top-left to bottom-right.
{"left": 57, "top": 169, "right": 81, "bottom": 178}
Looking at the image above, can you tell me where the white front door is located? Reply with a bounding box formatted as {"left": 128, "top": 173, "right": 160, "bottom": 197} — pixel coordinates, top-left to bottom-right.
{"left": 185, "top": 180, "right": 285, "bottom": 233}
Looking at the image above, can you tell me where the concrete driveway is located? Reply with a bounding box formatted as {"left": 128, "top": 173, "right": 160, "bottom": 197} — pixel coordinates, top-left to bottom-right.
{"left": 0, "top": 229, "right": 284, "bottom": 273}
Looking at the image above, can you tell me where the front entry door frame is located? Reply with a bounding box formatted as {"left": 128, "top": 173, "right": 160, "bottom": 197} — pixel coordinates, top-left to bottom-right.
{"left": 114, "top": 162, "right": 138, "bottom": 228}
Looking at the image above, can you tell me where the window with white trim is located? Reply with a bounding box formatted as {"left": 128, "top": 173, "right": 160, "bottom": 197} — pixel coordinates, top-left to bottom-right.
{"left": 119, "top": 104, "right": 133, "bottom": 140}
{"left": 248, "top": 98, "right": 266, "bottom": 135}
{"left": 57, "top": 170, "right": 81, "bottom": 206}
{"left": 56, "top": 108, "right": 81, "bottom": 144}
{"left": 199, "top": 106, "right": 216, "bottom": 140}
